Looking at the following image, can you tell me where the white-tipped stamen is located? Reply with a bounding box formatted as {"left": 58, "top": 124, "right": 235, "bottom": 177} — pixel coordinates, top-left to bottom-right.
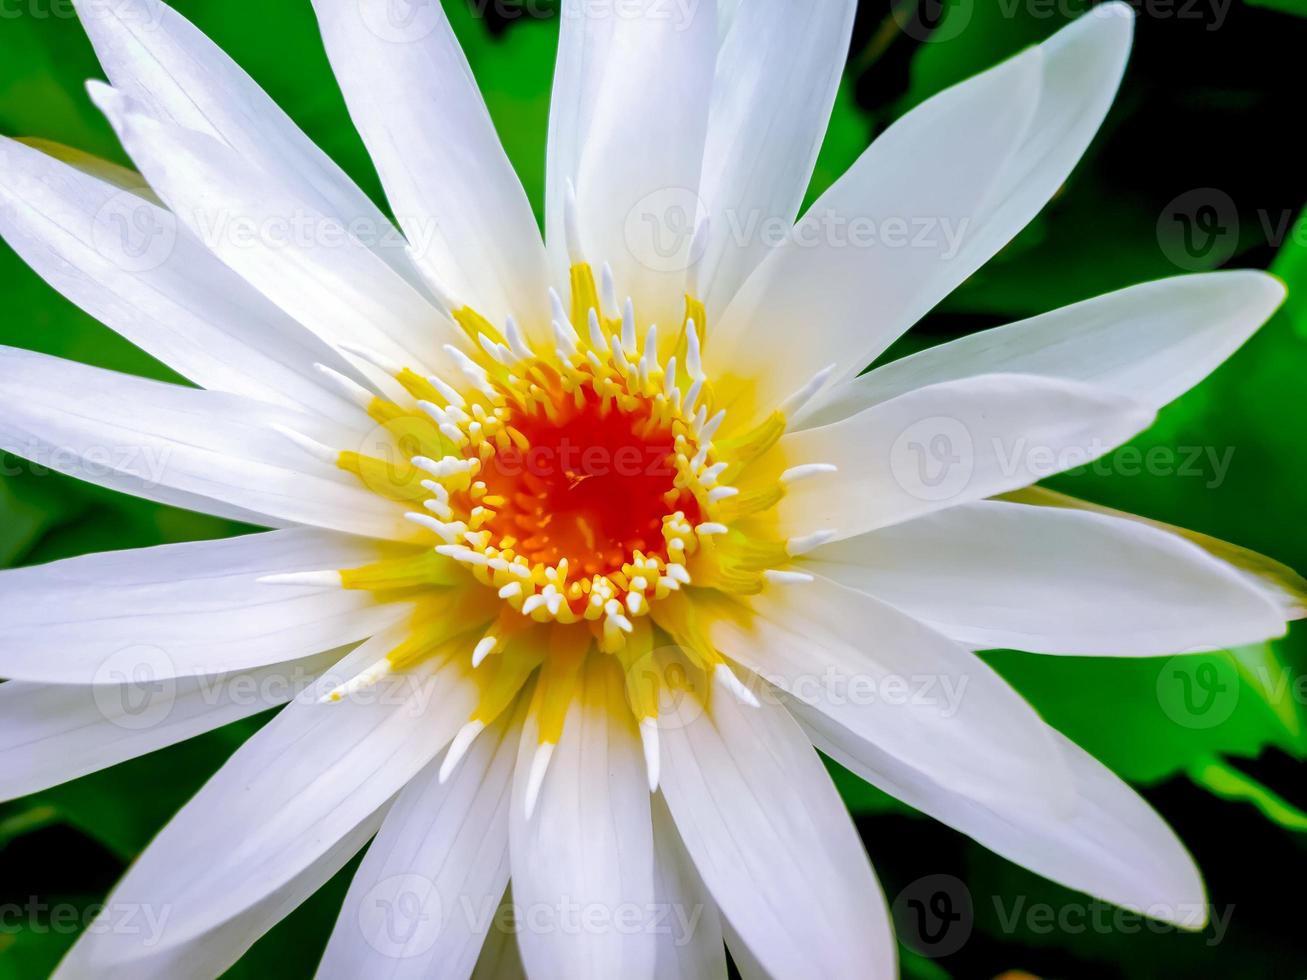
{"left": 587, "top": 308, "right": 606, "bottom": 351}
{"left": 696, "top": 522, "right": 728, "bottom": 536}
{"left": 472, "top": 635, "right": 498, "bottom": 668}
{"left": 780, "top": 463, "right": 839, "bottom": 484}
{"left": 685, "top": 319, "right": 703, "bottom": 380}
{"left": 777, "top": 363, "right": 838, "bottom": 420}
{"left": 257, "top": 570, "right": 343, "bottom": 588}
{"left": 271, "top": 424, "right": 337, "bottom": 464}
{"left": 706, "top": 485, "right": 739, "bottom": 503}
{"left": 337, "top": 341, "right": 402, "bottom": 377}
{"left": 523, "top": 741, "right": 556, "bottom": 819}
{"left": 319, "top": 658, "right": 392, "bottom": 704}
{"left": 639, "top": 718, "right": 661, "bottom": 792}
{"left": 439, "top": 719, "right": 486, "bottom": 783}
{"left": 762, "top": 569, "right": 815, "bottom": 585}
{"left": 787, "top": 530, "right": 838, "bottom": 556}
{"left": 714, "top": 663, "right": 761, "bottom": 708}
{"left": 621, "top": 298, "right": 637, "bottom": 355}
{"left": 313, "top": 363, "right": 374, "bottom": 409}
{"left": 504, "top": 317, "right": 533, "bottom": 361}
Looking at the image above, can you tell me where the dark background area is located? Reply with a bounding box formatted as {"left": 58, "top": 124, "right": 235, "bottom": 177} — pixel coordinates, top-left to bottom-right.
{"left": 2, "top": 0, "right": 1307, "bottom": 976}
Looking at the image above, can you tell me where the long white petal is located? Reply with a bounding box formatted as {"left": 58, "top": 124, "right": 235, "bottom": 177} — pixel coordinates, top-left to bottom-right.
{"left": 775, "top": 373, "right": 1154, "bottom": 542}
{"left": 803, "top": 271, "right": 1287, "bottom": 427}
{"left": 546, "top": 0, "right": 717, "bottom": 326}
{"left": 0, "top": 137, "right": 375, "bottom": 428}
{"left": 310, "top": 0, "right": 548, "bottom": 331}
{"left": 790, "top": 696, "right": 1207, "bottom": 928}
{"left": 702, "top": 45, "right": 1043, "bottom": 427}
{"left": 317, "top": 705, "right": 522, "bottom": 979}
{"left": 0, "top": 648, "right": 343, "bottom": 802}
{"left": 706, "top": 4, "right": 1136, "bottom": 428}
{"left": 0, "top": 347, "right": 417, "bottom": 540}
{"left": 697, "top": 0, "right": 856, "bottom": 317}
{"left": 0, "top": 529, "right": 409, "bottom": 683}
{"left": 89, "top": 84, "right": 458, "bottom": 379}
{"left": 62, "top": 805, "right": 390, "bottom": 980}
{"left": 509, "top": 656, "right": 657, "bottom": 979}
{"left": 70, "top": 0, "right": 424, "bottom": 288}
{"left": 55, "top": 628, "right": 478, "bottom": 976}
{"left": 804, "top": 500, "right": 1287, "bottom": 655}
{"left": 651, "top": 796, "right": 726, "bottom": 980}
{"left": 657, "top": 664, "right": 893, "bottom": 979}
{"left": 695, "top": 579, "right": 1075, "bottom": 817}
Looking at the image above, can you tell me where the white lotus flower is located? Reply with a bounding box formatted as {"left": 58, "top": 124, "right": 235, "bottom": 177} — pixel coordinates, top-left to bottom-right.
{"left": 0, "top": 1, "right": 1300, "bottom": 977}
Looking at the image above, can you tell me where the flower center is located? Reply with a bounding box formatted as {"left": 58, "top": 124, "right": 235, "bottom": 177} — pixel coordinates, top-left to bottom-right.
{"left": 479, "top": 390, "right": 703, "bottom": 577}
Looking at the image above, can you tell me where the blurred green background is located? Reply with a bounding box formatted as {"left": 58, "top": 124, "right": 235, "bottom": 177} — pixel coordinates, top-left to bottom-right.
{"left": 2, "top": 0, "right": 1306, "bottom": 976}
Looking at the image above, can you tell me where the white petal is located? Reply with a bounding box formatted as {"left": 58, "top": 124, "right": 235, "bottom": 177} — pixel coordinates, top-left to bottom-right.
{"left": 695, "top": 578, "right": 1074, "bottom": 816}
{"left": 697, "top": 0, "right": 856, "bottom": 317}
{"left": 775, "top": 373, "right": 1154, "bottom": 542}
{"left": 791, "top": 697, "right": 1207, "bottom": 928}
{"left": 703, "top": 46, "right": 1043, "bottom": 426}
{"left": 657, "top": 663, "right": 894, "bottom": 979}
{"left": 803, "top": 271, "right": 1286, "bottom": 427}
{"left": 651, "top": 796, "right": 726, "bottom": 980}
{"left": 546, "top": 0, "right": 717, "bottom": 326}
{"left": 71, "top": 0, "right": 424, "bottom": 287}
{"left": 0, "top": 648, "right": 342, "bottom": 802}
{"left": 310, "top": 0, "right": 548, "bottom": 329}
{"left": 0, "top": 347, "right": 416, "bottom": 540}
{"left": 805, "top": 500, "right": 1287, "bottom": 655}
{"left": 56, "top": 628, "right": 478, "bottom": 975}
{"left": 0, "top": 528, "right": 409, "bottom": 683}
{"left": 0, "top": 137, "right": 374, "bottom": 428}
{"left": 707, "top": 5, "right": 1137, "bottom": 427}
{"left": 509, "top": 656, "right": 657, "bottom": 979}
{"left": 89, "top": 84, "right": 458, "bottom": 379}
{"left": 318, "top": 705, "right": 522, "bottom": 979}
{"left": 59, "top": 805, "right": 391, "bottom": 980}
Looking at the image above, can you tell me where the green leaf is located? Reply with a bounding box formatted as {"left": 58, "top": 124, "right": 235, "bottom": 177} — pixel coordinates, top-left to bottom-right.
{"left": 1187, "top": 755, "right": 1307, "bottom": 830}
